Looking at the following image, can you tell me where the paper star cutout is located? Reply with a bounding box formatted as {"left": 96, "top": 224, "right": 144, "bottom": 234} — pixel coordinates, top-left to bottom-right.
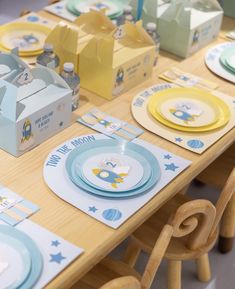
{"left": 165, "top": 163, "right": 179, "bottom": 172}
{"left": 89, "top": 206, "right": 98, "bottom": 213}
{"left": 51, "top": 240, "right": 60, "bottom": 247}
{"left": 50, "top": 252, "right": 66, "bottom": 264}
{"left": 175, "top": 137, "right": 183, "bottom": 142}
{"left": 164, "top": 154, "right": 172, "bottom": 160}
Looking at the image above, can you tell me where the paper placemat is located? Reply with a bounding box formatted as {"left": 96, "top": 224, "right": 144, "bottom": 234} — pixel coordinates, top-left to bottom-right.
{"left": 44, "top": 0, "right": 77, "bottom": 22}
{"left": 0, "top": 219, "right": 83, "bottom": 289}
{"left": 205, "top": 42, "right": 235, "bottom": 84}
{"left": 131, "top": 83, "right": 235, "bottom": 154}
{"left": 13, "top": 12, "right": 57, "bottom": 29}
{"left": 43, "top": 133, "right": 191, "bottom": 229}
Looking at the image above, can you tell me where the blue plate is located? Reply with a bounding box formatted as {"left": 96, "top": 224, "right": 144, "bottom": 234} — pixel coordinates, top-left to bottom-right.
{"left": 73, "top": 146, "right": 152, "bottom": 192}
{"left": 65, "top": 139, "right": 161, "bottom": 198}
{"left": 0, "top": 225, "right": 43, "bottom": 289}
{"left": 0, "top": 231, "right": 31, "bottom": 289}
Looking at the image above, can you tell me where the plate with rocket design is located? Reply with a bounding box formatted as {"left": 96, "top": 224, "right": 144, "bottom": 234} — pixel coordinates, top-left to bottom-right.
{"left": 65, "top": 139, "right": 161, "bottom": 198}
{"left": 0, "top": 22, "right": 51, "bottom": 56}
{"left": 147, "top": 87, "right": 230, "bottom": 132}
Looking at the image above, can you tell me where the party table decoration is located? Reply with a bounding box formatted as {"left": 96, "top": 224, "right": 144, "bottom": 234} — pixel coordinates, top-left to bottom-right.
{"left": 43, "top": 134, "right": 191, "bottom": 229}
{"left": 79, "top": 19, "right": 155, "bottom": 100}
{"left": 78, "top": 108, "right": 143, "bottom": 141}
{"left": 0, "top": 52, "right": 72, "bottom": 157}
{"left": 0, "top": 219, "right": 83, "bottom": 289}
{"left": 205, "top": 42, "right": 235, "bottom": 83}
{"left": 159, "top": 67, "right": 218, "bottom": 91}
{"left": 158, "top": 0, "right": 223, "bottom": 58}
{"left": 45, "top": 10, "right": 116, "bottom": 73}
{"left": 131, "top": 83, "right": 235, "bottom": 154}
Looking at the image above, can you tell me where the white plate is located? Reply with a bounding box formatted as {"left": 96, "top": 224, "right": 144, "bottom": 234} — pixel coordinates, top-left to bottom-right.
{"left": 159, "top": 98, "right": 217, "bottom": 127}
{"left": 80, "top": 153, "right": 144, "bottom": 192}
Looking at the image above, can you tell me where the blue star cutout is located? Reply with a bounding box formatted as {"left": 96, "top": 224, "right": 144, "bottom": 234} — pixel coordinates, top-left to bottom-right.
{"left": 165, "top": 163, "right": 179, "bottom": 172}
{"left": 175, "top": 137, "right": 183, "bottom": 143}
{"left": 50, "top": 252, "right": 66, "bottom": 264}
{"left": 89, "top": 206, "right": 98, "bottom": 213}
{"left": 164, "top": 154, "right": 172, "bottom": 160}
{"left": 51, "top": 240, "right": 60, "bottom": 247}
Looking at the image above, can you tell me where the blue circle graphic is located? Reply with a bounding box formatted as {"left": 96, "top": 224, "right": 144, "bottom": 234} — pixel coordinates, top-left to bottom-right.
{"left": 102, "top": 208, "right": 122, "bottom": 222}
{"left": 187, "top": 140, "right": 204, "bottom": 149}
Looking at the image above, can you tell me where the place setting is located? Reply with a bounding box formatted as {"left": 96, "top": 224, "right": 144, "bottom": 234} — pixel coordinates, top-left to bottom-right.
{"left": 205, "top": 42, "right": 235, "bottom": 83}
{"left": 44, "top": 0, "right": 129, "bottom": 22}
{"left": 131, "top": 84, "right": 235, "bottom": 154}
{"left": 43, "top": 133, "right": 191, "bottom": 229}
{"left": 0, "top": 187, "right": 83, "bottom": 289}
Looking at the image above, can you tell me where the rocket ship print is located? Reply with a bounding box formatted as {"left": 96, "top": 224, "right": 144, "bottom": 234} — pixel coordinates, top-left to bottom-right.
{"left": 92, "top": 169, "right": 128, "bottom": 189}
{"left": 170, "top": 109, "right": 196, "bottom": 124}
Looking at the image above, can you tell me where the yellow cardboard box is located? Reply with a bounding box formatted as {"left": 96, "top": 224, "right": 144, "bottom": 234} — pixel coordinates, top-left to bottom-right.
{"left": 45, "top": 10, "right": 116, "bottom": 72}
{"left": 79, "top": 21, "right": 155, "bottom": 100}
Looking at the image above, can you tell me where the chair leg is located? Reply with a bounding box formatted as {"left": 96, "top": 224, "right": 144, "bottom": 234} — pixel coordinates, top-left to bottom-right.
{"left": 218, "top": 194, "right": 235, "bottom": 254}
{"left": 167, "top": 260, "right": 182, "bottom": 289}
{"left": 196, "top": 254, "right": 211, "bottom": 282}
{"left": 123, "top": 240, "right": 141, "bottom": 268}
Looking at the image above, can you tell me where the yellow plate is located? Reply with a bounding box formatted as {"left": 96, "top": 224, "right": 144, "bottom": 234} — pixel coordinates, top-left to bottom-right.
{"left": 148, "top": 87, "right": 231, "bottom": 132}
{"left": 0, "top": 22, "right": 51, "bottom": 56}
{"left": 0, "top": 44, "right": 43, "bottom": 57}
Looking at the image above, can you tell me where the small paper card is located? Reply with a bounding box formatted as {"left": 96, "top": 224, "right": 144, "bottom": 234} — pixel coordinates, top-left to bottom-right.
{"left": 44, "top": 0, "right": 77, "bottom": 22}
{"left": 0, "top": 186, "right": 40, "bottom": 226}
{"left": 43, "top": 134, "right": 191, "bottom": 229}
{"left": 159, "top": 67, "right": 218, "bottom": 91}
{"left": 131, "top": 83, "right": 235, "bottom": 154}
{"left": 0, "top": 219, "right": 84, "bottom": 289}
{"left": 78, "top": 109, "right": 144, "bottom": 141}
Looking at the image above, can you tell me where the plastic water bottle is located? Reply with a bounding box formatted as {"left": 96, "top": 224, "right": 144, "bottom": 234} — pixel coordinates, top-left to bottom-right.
{"left": 36, "top": 43, "right": 60, "bottom": 71}
{"left": 146, "top": 22, "right": 160, "bottom": 66}
{"left": 117, "top": 6, "right": 135, "bottom": 25}
{"left": 60, "top": 63, "right": 80, "bottom": 111}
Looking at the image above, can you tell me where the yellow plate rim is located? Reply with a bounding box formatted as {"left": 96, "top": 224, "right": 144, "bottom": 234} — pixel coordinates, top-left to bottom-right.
{"left": 147, "top": 87, "right": 231, "bottom": 133}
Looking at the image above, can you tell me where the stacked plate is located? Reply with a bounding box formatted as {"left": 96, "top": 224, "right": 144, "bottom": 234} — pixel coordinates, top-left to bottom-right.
{"left": 147, "top": 87, "right": 230, "bottom": 133}
{"left": 0, "top": 225, "right": 43, "bottom": 289}
{"left": 65, "top": 139, "right": 161, "bottom": 199}
{"left": 0, "top": 22, "right": 51, "bottom": 57}
{"left": 66, "top": 0, "right": 125, "bottom": 19}
{"left": 220, "top": 46, "right": 235, "bottom": 75}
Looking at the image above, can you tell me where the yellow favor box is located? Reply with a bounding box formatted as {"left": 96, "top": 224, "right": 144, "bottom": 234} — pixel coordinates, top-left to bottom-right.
{"left": 79, "top": 21, "right": 156, "bottom": 100}
{"left": 45, "top": 10, "right": 116, "bottom": 73}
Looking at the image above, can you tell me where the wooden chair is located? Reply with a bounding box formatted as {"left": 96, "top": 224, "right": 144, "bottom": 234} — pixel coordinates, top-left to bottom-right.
{"left": 72, "top": 222, "right": 174, "bottom": 289}
{"left": 196, "top": 144, "right": 235, "bottom": 253}
{"left": 123, "top": 168, "right": 235, "bottom": 289}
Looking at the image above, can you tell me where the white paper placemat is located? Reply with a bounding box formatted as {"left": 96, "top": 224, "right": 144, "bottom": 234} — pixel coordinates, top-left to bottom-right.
{"left": 205, "top": 42, "right": 235, "bottom": 84}
{"left": 44, "top": 0, "right": 77, "bottom": 22}
{"left": 131, "top": 83, "right": 235, "bottom": 154}
{"left": 43, "top": 133, "right": 191, "bottom": 229}
{"left": 0, "top": 218, "right": 84, "bottom": 289}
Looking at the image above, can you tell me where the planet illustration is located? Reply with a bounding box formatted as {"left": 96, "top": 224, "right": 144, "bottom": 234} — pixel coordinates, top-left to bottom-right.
{"left": 187, "top": 139, "right": 204, "bottom": 149}
{"left": 102, "top": 208, "right": 122, "bottom": 221}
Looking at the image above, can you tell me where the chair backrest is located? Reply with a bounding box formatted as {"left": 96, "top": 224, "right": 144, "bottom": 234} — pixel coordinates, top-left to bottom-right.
{"left": 210, "top": 167, "right": 235, "bottom": 237}
{"left": 99, "top": 276, "right": 141, "bottom": 289}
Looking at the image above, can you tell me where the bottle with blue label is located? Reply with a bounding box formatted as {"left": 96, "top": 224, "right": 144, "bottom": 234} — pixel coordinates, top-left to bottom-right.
{"left": 36, "top": 43, "right": 60, "bottom": 72}
{"left": 60, "top": 63, "right": 80, "bottom": 111}
{"left": 117, "top": 6, "right": 135, "bottom": 25}
{"left": 146, "top": 22, "right": 160, "bottom": 67}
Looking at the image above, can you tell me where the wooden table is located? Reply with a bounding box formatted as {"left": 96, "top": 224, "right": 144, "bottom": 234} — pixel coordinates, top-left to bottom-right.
{"left": 0, "top": 11, "right": 235, "bottom": 289}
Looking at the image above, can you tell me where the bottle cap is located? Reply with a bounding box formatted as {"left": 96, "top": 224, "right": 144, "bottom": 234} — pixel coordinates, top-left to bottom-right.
{"left": 123, "top": 5, "right": 132, "bottom": 13}
{"left": 146, "top": 22, "right": 157, "bottom": 31}
{"left": 63, "top": 62, "right": 74, "bottom": 72}
{"left": 43, "top": 43, "right": 53, "bottom": 52}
